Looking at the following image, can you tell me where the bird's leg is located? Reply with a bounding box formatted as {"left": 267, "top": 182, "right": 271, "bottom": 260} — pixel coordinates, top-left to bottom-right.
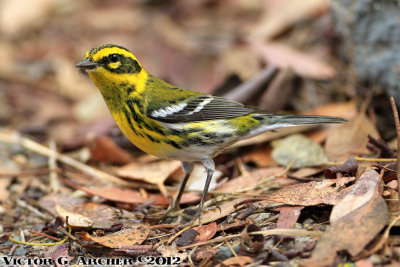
{"left": 192, "top": 159, "right": 215, "bottom": 224}
{"left": 167, "top": 161, "right": 194, "bottom": 213}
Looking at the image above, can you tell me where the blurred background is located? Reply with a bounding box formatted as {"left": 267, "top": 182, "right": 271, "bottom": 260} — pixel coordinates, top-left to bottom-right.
{"left": 0, "top": 0, "right": 397, "bottom": 152}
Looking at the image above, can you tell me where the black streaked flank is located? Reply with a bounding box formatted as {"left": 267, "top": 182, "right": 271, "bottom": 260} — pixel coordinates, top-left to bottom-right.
{"left": 165, "top": 140, "right": 181, "bottom": 149}
{"left": 145, "top": 133, "right": 160, "bottom": 143}
{"left": 122, "top": 108, "right": 142, "bottom": 137}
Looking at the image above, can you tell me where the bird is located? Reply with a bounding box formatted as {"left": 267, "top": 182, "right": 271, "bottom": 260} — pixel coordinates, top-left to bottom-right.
{"left": 76, "top": 44, "right": 346, "bottom": 223}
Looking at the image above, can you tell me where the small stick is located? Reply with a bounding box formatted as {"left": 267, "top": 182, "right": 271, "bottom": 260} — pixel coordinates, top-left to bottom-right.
{"left": 389, "top": 96, "right": 400, "bottom": 200}
{"left": 0, "top": 131, "right": 133, "bottom": 187}
{"left": 49, "top": 140, "right": 60, "bottom": 193}
{"left": 27, "top": 229, "right": 61, "bottom": 241}
{"left": 178, "top": 229, "right": 322, "bottom": 249}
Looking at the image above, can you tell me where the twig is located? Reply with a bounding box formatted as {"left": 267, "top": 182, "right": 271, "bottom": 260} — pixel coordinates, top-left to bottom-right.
{"left": 0, "top": 168, "right": 57, "bottom": 178}
{"left": 0, "top": 131, "right": 134, "bottom": 187}
{"left": 49, "top": 140, "right": 60, "bottom": 193}
{"left": 178, "top": 229, "right": 322, "bottom": 249}
{"left": 222, "top": 66, "right": 278, "bottom": 103}
{"left": 389, "top": 96, "right": 400, "bottom": 200}
{"left": 16, "top": 199, "right": 52, "bottom": 221}
{"left": 27, "top": 229, "right": 61, "bottom": 241}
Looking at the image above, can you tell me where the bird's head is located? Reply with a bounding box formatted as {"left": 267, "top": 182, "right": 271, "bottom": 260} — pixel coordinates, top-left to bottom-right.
{"left": 76, "top": 44, "right": 146, "bottom": 94}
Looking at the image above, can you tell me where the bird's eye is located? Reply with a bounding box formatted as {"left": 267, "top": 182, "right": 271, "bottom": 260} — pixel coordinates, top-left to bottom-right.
{"left": 109, "top": 54, "right": 119, "bottom": 63}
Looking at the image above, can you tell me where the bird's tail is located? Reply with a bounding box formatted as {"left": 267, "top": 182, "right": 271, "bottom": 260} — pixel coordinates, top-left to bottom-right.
{"left": 242, "top": 114, "right": 347, "bottom": 139}
{"left": 265, "top": 114, "right": 347, "bottom": 125}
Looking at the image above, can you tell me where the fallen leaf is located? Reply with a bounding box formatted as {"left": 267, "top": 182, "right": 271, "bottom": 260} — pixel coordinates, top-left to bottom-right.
{"left": 304, "top": 170, "right": 388, "bottom": 266}
{"left": 80, "top": 186, "right": 146, "bottom": 204}
{"left": 216, "top": 167, "right": 285, "bottom": 193}
{"left": 195, "top": 197, "right": 249, "bottom": 225}
{"left": 250, "top": 41, "right": 335, "bottom": 80}
{"left": 219, "top": 256, "right": 253, "bottom": 267}
{"left": 176, "top": 229, "right": 199, "bottom": 247}
{"left": 80, "top": 185, "right": 198, "bottom": 207}
{"left": 86, "top": 135, "right": 134, "bottom": 164}
{"left": 276, "top": 206, "right": 304, "bottom": 229}
{"left": 73, "top": 202, "right": 120, "bottom": 229}
{"left": 240, "top": 224, "right": 265, "bottom": 253}
{"left": 85, "top": 227, "right": 150, "bottom": 248}
{"left": 186, "top": 164, "right": 222, "bottom": 192}
{"left": 193, "top": 222, "right": 217, "bottom": 242}
{"left": 324, "top": 157, "right": 358, "bottom": 179}
{"left": 250, "top": 0, "right": 329, "bottom": 40}
{"left": 55, "top": 204, "right": 93, "bottom": 228}
{"left": 242, "top": 143, "right": 276, "bottom": 167}
{"left": 264, "top": 177, "right": 355, "bottom": 206}
{"left": 325, "top": 113, "right": 380, "bottom": 161}
{"left": 271, "top": 134, "right": 328, "bottom": 168}
{"left": 330, "top": 168, "right": 381, "bottom": 223}
{"left": 114, "top": 160, "right": 181, "bottom": 196}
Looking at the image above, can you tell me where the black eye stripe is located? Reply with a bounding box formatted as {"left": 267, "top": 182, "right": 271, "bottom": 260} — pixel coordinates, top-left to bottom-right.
{"left": 109, "top": 54, "right": 119, "bottom": 63}
{"left": 98, "top": 54, "right": 142, "bottom": 74}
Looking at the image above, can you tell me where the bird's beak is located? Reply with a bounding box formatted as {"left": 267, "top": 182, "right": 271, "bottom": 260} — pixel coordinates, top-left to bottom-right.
{"left": 76, "top": 59, "right": 99, "bottom": 70}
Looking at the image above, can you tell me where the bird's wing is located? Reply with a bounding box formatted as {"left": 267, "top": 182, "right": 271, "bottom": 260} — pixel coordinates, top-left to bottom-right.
{"left": 147, "top": 94, "right": 257, "bottom": 123}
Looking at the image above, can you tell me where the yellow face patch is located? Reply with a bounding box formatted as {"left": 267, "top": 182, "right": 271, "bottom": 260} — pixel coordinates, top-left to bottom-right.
{"left": 108, "top": 62, "right": 121, "bottom": 69}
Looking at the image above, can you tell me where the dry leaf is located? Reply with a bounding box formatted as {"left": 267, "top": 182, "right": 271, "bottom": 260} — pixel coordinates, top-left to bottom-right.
{"left": 219, "top": 256, "right": 253, "bottom": 267}
{"left": 55, "top": 204, "right": 93, "bottom": 228}
{"left": 304, "top": 170, "right": 388, "bottom": 266}
{"left": 85, "top": 227, "right": 150, "bottom": 248}
{"left": 276, "top": 206, "right": 304, "bottom": 229}
{"left": 186, "top": 164, "right": 222, "bottom": 192}
{"left": 325, "top": 114, "right": 380, "bottom": 161}
{"left": 264, "top": 177, "right": 355, "bottom": 206}
{"left": 271, "top": 134, "right": 328, "bottom": 168}
{"left": 240, "top": 224, "right": 265, "bottom": 253}
{"left": 242, "top": 143, "right": 275, "bottom": 167}
{"left": 216, "top": 167, "right": 285, "bottom": 193}
{"left": 86, "top": 135, "right": 134, "bottom": 164}
{"left": 193, "top": 222, "right": 217, "bottom": 242}
{"left": 195, "top": 197, "right": 249, "bottom": 225}
{"left": 330, "top": 168, "right": 381, "bottom": 223}
{"left": 250, "top": 0, "right": 329, "bottom": 40}
{"left": 115, "top": 160, "right": 181, "bottom": 185}
{"left": 250, "top": 41, "right": 335, "bottom": 79}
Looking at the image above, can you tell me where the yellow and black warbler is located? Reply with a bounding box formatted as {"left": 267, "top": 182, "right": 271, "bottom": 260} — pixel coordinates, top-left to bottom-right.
{"left": 77, "top": 44, "right": 346, "bottom": 221}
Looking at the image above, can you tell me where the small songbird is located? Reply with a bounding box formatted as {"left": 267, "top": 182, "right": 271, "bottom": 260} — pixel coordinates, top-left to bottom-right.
{"left": 77, "top": 44, "right": 346, "bottom": 222}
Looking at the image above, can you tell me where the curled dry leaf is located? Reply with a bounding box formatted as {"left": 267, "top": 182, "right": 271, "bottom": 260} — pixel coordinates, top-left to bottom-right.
{"left": 304, "top": 169, "right": 388, "bottom": 266}
{"left": 55, "top": 203, "right": 93, "bottom": 228}
{"left": 324, "top": 157, "right": 358, "bottom": 178}
{"left": 240, "top": 224, "right": 265, "bottom": 253}
{"left": 84, "top": 227, "right": 150, "bottom": 249}
{"left": 330, "top": 168, "right": 381, "bottom": 223}
{"left": 193, "top": 222, "right": 217, "bottom": 243}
